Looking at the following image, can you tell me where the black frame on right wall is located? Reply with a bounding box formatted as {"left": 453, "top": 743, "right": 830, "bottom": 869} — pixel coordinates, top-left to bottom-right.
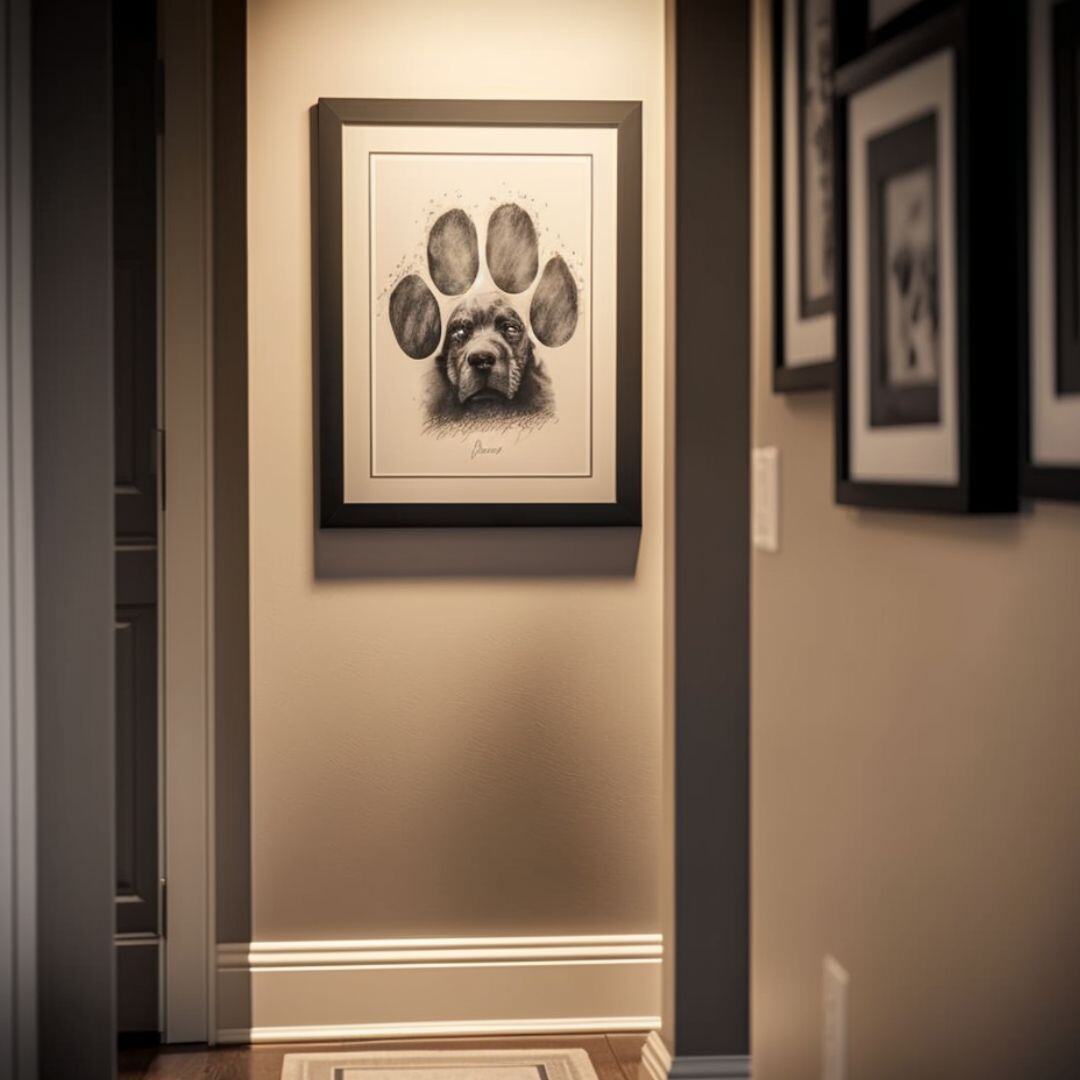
{"left": 834, "top": 0, "right": 956, "bottom": 68}
{"left": 772, "top": 0, "right": 837, "bottom": 393}
{"left": 1024, "top": 0, "right": 1080, "bottom": 501}
{"left": 1053, "top": 4, "right": 1080, "bottom": 399}
{"left": 833, "top": 3, "right": 1024, "bottom": 513}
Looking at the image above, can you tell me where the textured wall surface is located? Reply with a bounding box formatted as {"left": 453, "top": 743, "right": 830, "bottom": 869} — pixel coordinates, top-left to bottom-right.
{"left": 751, "top": 2, "right": 1080, "bottom": 1077}
{"left": 245, "top": 0, "right": 666, "bottom": 942}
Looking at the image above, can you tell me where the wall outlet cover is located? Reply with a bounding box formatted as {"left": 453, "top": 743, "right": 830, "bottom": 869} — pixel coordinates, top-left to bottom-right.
{"left": 823, "top": 955, "right": 849, "bottom": 1080}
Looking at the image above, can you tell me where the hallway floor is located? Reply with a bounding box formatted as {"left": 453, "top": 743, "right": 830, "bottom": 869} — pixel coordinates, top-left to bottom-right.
{"left": 119, "top": 1033, "right": 649, "bottom": 1080}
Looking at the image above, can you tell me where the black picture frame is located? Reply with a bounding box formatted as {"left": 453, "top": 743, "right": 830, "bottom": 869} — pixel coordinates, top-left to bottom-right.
{"left": 1023, "top": 0, "right": 1080, "bottom": 501}
{"left": 315, "top": 98, "right": 642, "bottom": 528}
{"left": 773, "top": 0, "right": 836, "bottom": 392}
{"left": 834, "top": 0, "right": 956, "bottom": 69}
{"left": 1053, "top": 1, "right": 1080, "bottom": 397}
{"left": 834, "top": 6, "right": 1022, "bottom": 513}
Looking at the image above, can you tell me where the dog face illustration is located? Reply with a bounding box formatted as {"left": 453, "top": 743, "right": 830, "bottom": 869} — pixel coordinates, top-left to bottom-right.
{"left": 432, "top": 291, "right": 549, "bottom": 413}
{"left": 387, "top": 202, "right": 578, "bottom": 435}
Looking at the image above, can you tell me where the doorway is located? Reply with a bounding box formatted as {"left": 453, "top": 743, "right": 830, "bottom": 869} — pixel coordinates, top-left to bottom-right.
{"left": 112, "top": 0, "right": 162, "bottom": 1038}
{"left": 18, "top": 1, "right": 752, "bottom": 1074}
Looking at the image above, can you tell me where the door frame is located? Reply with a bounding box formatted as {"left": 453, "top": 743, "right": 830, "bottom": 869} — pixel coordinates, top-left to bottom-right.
{"left": 32, "top": 0, "right": 117, "bottom": 1073}
{"left": 160, "top": 0, "right": 217, "bottom": 1044}
{"left": 666, "top": 0, "right": 751, "bottom": 1069}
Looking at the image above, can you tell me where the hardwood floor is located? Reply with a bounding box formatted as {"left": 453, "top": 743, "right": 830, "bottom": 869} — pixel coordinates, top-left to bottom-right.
{"left": 605, "top": 1034, "right": 651, "bottom": 1080}
{"left": 118, "top": 1033, "right": 649, "bottom": 1080}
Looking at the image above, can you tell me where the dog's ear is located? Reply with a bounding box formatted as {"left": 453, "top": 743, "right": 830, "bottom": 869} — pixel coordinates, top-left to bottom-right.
{"left": 433, "top": 333, "right": 450, "bottom": 370}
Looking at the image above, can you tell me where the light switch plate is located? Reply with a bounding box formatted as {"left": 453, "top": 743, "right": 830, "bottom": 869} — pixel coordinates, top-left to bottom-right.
{"left": 752, "top": 446, "right": 780, "bottom": 553}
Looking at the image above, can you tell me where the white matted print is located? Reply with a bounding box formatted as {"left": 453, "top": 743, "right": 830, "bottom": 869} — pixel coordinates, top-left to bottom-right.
{"left": 847, "top": 48, "right": 958, "bottom": 484}
{"left": 341, "top": 124, "right": 618, "bottom": 505}
{"left": 781, "top": 0, "right": 835, "bottom": 368}
{"left": 1030, "top": 0, "right": 1080, "bottom": 467}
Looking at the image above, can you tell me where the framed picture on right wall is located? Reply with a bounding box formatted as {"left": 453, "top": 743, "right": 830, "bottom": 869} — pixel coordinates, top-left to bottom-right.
{"left": 772, "top": 0, "right": 836, "bottom": 392}
{"left": 868, "top": 0, "right": 921, "bottom": 26}
{"left": 833, "top": 0, "right": 954, "bottom": 69}
{"left": 1025, "top": 0, "right": 1080, "bottom": 501}
{"left": 833, "top": 5, "right": 1022, "bottom": 513}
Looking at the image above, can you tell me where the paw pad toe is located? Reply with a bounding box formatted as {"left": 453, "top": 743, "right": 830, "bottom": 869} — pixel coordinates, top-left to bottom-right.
{"left": 486, "top": 203, "right": 540, "bottom": 294}
{"left": 389, "top": 274, "right": 441, "bottom": 359}
{"left": 530, "top": 255, "right": 579, "bottom": 348}
{"left": 427, "top": 209, "right": 479, "bottom": 296}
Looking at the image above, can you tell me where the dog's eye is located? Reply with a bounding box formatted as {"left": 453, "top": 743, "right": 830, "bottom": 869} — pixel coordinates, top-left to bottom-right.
{"left": 448, "top": 325, "right": 470, "bottom": 344}
{"left": 502, "top": 322, "right": 523, "bottom": 340}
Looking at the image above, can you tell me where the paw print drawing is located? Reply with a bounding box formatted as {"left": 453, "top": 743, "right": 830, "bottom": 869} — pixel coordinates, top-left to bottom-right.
{"left": 387, "top": 202, "right": 580, "bottom": 435}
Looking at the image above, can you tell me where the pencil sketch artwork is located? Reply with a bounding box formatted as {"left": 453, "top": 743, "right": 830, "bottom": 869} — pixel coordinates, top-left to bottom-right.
{"left": 386, "top": 200, "right": 580, "bottom": 438}
{"left": 323, "top": 103, "right": 637, "bottom": 523}
{"left": 800, "top": 0, "right": 834, "bottom": 314}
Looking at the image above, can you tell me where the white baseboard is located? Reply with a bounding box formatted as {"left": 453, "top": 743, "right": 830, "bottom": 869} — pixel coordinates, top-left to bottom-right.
{"left": 218, "top": 1016, "right": 659, "bottom": 1045}
{"left": 640, "top": 1031, "right": 750, "bottom": 1080}
{"left": 217, "top": 934, "right": 661, "bottom": 1044}
{"left": 640, "top": 1031, "right": 672, "bottom": 1080}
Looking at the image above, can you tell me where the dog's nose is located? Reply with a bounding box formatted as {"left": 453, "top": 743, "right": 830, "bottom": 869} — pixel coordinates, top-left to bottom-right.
{"left": 467, "top": 350, "right": 496, "bottom": 370}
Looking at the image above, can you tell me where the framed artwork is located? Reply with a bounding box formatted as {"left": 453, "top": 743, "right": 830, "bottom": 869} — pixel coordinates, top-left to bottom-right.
{"left": 833, "top": 0, "right": 954, "bottom": 68}
{"left": 1025, "top": 0, "right": 1080, "bottom": 500}
{"left": 774, "top": 0, "right": 836, "bottom": 391}
{"left": 834, "top": 8, "right": 1020, "bottom": 512}
{"left": 315, "top": 98, "right": 642, "bottom": 527}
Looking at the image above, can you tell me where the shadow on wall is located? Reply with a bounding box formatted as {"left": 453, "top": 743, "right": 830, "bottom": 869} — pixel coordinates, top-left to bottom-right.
{"left": 314, "top": 526, "right": 642, "bottom": 579}
{"left": 421, "top": 659, "right": 640, "bottom": 932}
{"left": 214, "top": 594, "right": 655, "bottom": 1035}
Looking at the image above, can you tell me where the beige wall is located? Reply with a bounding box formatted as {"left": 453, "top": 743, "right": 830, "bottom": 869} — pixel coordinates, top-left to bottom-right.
{"left": 246, "top": 0, "right": 665, "bottom": 943}
{"left": 751, "top": 2, "right": 1080, "bottom": 1077}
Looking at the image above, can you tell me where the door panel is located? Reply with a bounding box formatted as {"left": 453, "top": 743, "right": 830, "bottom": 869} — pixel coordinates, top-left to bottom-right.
{"left": 113, "top": 0, "right": 160, "bottom": 1034}
{"left": 117, "top": 943, "right": 160, "bottom": 1034}
{"left": 113, "top": 0, "right": 157, "bottom": 545}
{"left": 114, "top": 254, "right": 158, "bottom": 542}
{"left": 115, "top": 550, "right": 157, "bottom": 936}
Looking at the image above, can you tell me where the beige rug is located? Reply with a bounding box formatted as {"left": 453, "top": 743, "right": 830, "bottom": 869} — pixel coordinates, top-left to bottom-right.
{"left": 280, "top": 1048, "right": 599, "bottom": 1080}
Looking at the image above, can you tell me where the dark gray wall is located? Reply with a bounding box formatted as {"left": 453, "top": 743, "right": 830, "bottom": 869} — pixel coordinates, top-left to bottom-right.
{"left": 32, "top": 0, "right": 116, "bottom": 1074}
{"left": 674, "top": 0, "right": 751, "bottom": 1059}
{"left": 213, "top": 0, "right": 253, "bottom": 950}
